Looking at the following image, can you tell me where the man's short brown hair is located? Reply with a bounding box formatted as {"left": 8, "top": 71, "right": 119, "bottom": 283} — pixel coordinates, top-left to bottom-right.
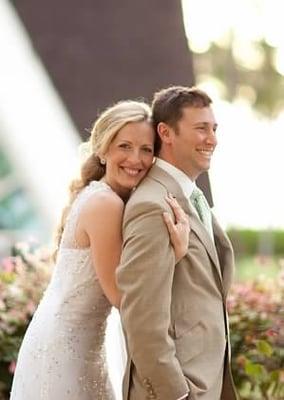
{"left": 152, "top": 86, "right": 212, "bottom": 154}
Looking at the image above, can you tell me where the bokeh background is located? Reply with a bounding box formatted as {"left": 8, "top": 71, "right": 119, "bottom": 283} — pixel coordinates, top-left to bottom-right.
{"left": 0, "top": 1, "right": 283, "bottom": 399}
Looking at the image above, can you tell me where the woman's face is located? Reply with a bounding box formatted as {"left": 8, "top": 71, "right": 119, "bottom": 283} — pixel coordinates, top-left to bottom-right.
{"left": 103, "top": 121, "right": 155, "bottom": 197}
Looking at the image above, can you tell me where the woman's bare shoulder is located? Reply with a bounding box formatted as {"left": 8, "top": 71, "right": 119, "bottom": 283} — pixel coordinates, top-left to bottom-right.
{"left": 81, "top": 188, "right": 124, "bottom": 220}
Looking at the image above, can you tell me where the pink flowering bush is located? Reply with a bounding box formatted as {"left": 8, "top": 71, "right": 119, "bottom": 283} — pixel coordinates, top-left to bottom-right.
{"left": 0, "top": 244, "right": 51, "bottom": 399}
{"left": 228, "top": 264, "right": 284, "bottom": 399}
{"left": 0, "top": 244, "right": 283, "bottom": 399}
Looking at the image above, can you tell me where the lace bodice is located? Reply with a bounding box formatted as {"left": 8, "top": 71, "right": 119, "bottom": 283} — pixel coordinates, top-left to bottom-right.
{"left": 10, "top": 181, "right": 116, "bottom": 400}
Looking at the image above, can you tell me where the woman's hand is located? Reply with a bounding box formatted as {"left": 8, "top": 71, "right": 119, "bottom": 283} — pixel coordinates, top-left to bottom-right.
{"left": 163, "top": 193, "right": 190, "bottom": 263}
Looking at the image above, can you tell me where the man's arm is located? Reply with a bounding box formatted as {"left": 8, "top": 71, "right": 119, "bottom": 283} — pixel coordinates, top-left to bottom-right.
{"left": 116, "top": 200, "right": 189, "bottom": 400}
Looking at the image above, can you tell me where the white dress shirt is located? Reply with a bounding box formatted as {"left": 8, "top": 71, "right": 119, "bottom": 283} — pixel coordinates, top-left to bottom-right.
{"left": 155, "top": 158, "right": 195, "bottom": 199}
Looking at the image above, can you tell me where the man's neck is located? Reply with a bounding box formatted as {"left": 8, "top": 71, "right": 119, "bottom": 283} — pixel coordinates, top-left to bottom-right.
{"left": 156, "top": 154, "right": 197, "bottom": 182}
{"left": 155, "top": 158, "right": 196, "bottom": 199}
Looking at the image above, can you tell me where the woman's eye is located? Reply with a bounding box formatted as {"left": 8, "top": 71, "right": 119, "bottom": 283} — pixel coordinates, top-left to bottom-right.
{"left": 119, "top": 143, "right": 131, "bottom": 149}
{"left": 143, "top": 147, "right": 153, "bottom": 153}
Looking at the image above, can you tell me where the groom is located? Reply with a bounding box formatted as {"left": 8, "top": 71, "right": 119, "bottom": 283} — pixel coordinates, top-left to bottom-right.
{"left": 116, "top": 86, "right": 238, "bottom": 400}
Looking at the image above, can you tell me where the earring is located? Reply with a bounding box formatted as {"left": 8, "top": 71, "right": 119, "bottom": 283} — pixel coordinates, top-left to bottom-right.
{"left": 100, "top": 158, "right": 106, "bottom": 165}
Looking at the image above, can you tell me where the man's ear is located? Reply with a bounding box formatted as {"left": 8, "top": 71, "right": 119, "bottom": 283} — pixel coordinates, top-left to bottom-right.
{"left": 157, "top": 122, "right": 173, "bottom": 144}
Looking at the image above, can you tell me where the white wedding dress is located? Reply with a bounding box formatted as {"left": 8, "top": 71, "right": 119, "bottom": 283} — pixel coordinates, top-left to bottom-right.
{"left": 10, "top": 181, "right": 125, "bottom": 400}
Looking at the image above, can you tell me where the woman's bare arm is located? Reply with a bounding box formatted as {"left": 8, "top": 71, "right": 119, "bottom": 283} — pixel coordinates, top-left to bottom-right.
{"left": 79, "top": 191, "right": 124, "bottom": 308}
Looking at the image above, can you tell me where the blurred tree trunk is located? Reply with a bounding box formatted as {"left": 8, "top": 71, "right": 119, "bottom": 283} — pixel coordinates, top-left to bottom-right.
{"left": 12, "top": 0, "right": 213, "bottom": 204}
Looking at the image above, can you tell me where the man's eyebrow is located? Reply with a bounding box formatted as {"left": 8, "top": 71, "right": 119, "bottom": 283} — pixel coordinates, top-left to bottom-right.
{"left": 193, "top": 122, "right": 218, "bottom": 127}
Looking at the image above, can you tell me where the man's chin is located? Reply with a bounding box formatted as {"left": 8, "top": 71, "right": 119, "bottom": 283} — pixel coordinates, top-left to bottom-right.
{"left": 194, "top": 165, "right": 210, "bottom": 179}
{"left": 201, "top": 163, "right": 211, "bottom": 172}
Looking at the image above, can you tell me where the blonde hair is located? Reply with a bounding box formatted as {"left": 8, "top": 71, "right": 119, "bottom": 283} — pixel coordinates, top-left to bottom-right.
{"left": 53, "top": 100, "right": 152, "bottom": 260}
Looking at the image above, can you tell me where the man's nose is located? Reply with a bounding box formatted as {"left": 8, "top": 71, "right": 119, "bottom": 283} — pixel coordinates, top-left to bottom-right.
{"left": 207, "top": 129, "right": 217, "bottom": 145}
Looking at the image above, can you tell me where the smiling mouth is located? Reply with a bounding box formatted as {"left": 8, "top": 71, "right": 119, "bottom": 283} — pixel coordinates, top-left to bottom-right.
{"left": 121, "top": 167, "right": 143, "bottom": 177}
{"left": 197, "top": 149, "right": 214, "bottom": 158}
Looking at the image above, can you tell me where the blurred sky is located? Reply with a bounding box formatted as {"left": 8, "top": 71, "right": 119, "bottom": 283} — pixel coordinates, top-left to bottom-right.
{"left": 182, "top": 0, "right": 284, "bottom": 229}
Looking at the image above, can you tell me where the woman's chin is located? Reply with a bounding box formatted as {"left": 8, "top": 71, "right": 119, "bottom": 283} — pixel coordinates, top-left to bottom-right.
{"left": 122, "top": 175, "right": 145, "bottom": 189}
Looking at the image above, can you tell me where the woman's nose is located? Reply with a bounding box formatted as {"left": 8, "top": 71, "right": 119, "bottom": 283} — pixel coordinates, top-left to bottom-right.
{"left": 127, "top": 150, "right": 142, "bottom": 164}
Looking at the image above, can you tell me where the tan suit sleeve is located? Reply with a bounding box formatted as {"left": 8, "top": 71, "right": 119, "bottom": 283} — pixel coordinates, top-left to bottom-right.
{"left": 116, "top": 200, "right": 189, "bottom": 399}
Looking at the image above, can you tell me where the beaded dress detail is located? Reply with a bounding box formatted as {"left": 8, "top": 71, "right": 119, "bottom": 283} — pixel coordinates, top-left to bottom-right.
{"left": 10, "top": 181, "right": 115, "bottom": 400}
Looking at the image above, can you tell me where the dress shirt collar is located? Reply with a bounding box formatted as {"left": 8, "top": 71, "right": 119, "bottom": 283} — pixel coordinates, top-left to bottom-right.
{"left": 155, "top": 158, "right": 196, "bottom": 199}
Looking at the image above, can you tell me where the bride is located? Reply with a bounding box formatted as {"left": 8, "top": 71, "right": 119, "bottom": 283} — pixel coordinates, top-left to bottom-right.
{"left": 10, "top": 100, "right": 189, "bottom": 400}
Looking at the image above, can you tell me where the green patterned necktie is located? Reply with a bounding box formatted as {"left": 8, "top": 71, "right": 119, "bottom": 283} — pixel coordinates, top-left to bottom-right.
{"left": 190, "top": 187, "right": 214, "bottom": 240}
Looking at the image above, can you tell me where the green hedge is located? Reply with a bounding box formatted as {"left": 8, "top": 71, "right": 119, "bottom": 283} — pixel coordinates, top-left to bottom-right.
{"left": 227, "top": 229, "right": 284, "bottom": 257}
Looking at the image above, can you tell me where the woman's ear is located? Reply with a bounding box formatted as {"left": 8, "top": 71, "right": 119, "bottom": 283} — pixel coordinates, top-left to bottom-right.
{"left": 97, "top": 152, "right": 107, "bottom": 165}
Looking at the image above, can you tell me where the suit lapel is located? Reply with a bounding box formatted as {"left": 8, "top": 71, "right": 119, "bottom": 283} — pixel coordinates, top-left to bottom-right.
{"left": 189, "top": 210, "right": 223, "bottom": 282}
{"left": 148, "top": 165, "right": 224, "bottom": 288}
{"left": 212, "top": 214, "right": 235, "bottom": 297}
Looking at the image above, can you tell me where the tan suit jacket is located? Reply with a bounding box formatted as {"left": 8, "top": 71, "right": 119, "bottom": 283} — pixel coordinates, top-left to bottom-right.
{"left": 116, "top": 165, "right": 238, "bottom": 400}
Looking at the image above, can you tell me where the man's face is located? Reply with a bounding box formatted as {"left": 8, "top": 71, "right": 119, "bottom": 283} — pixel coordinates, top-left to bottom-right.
{"left": 169, "top": 106, "right": 218, "bottom": 180}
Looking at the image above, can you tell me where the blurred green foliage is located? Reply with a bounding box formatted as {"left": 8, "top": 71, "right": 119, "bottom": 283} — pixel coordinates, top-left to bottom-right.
{"left": 235, "top": 256, "right": 280, "bottom": 282}
{"left": 0, "top": 146, "right": 41, "bottom": 232}
{"left": 0, "top": 149, "right": 11, "bottom": 178}
{"left": 0, "top": 189, "right": 37, "bottom": 230}
{"left": 194, "top": 40, "right": 284, "bottom": 118}
{"left": 227, "top": 229, "right": 284, "bottom": 257}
